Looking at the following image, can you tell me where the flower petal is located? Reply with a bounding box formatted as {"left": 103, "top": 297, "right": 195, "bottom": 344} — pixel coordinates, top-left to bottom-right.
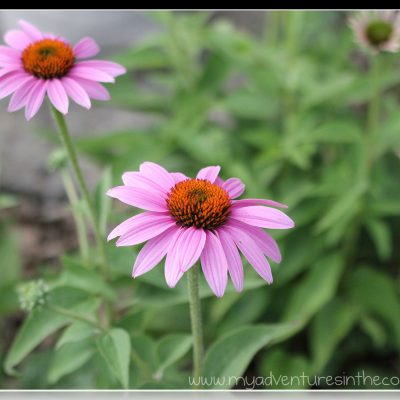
{"left": 107, "top": 185, "right": 167, "bottom": 212}
{"left": 228, "top": 219, "right": 281, "bottom": 263}
{"left": 61, "top": 77, "right": 91, "bottom": 109}
{"left": 0, "top": 45, "right": 21, "bottom": 67}
{"left": 73, "top": 37, "right": 100, "bottom": 59}
{"left": 175, "top": 227, "right": 206, "bottom": 272}
{"left": 200, "top": 231, "right": 228, "bottom": 297}
{"left": 196, "top": 166, "right": 221, "bottom": 183}
{"left": 122, "top": 171, "right": 168, "bottom": 196}
{"left": 116, "top": 214, "right": 175, "bottom": 247}
{"left": 139, "top": 162, "right": 176, "bottom": 192}
{"left": 71, "top": 78, "right": 110, "bottom": 101}
{"left": 233, "top": 198, "right": 288, "bottom": 209}
{"left": 218, "top": 228, "right": 244, "bottom": 292}
{"left": 4, "top": 30, "right": 32, "bottom": 50}
{"left": 170, "top": 172, "right": 187, "bottom": 184}
{"left": 18, "top": 20, "right": 43, "bottom": 41}
{"left": 0, "top": 72, "right": 32, "bottom": 100}
{"left": 164, "top": 229, "right": 186, "bottom": 288}
{"left": 75, "top": 60, "right": 126, "bottom": 77}
{"left": 25, "top": 79, "right": 48, "bottom": 120}
{"left": 221, "top": 177, "right": 245, "bottom": 199}
{"left": 225, "top": 225, "right": 273, "bottom": 284}
{"left": 69, "top": 65, "right": 115, "bottom": 82}
{"left": 132, "top": 227, "right": 177, "bottom": 278}
{"left": 47, "top": 79, "right": 69, "bottom": 114}
{"left": 8, "top": 78, "right": 36, "bottom": 112}
{"left": 231, "top": 206, "right": 294, "bottom": 229}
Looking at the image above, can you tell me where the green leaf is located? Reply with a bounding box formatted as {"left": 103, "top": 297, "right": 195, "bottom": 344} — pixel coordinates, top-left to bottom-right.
{"left": 97, "top": 328, "right": 131, "bottom": 389}
{"left": 4, "top": 287, "right": 99, "bottom": 375}
{"left": 0, "top": 223, "right": 21, "bottom": 287}
{"left": 0, "top": 194, "right": 18, "bottom": 210}
{"left": 346, "top": 267, "right": 400, "bottom": 348}
{"left": 56, "top": 256, "right": 115, "bottom": 300}
{"left": 364, "top": 218, "right": 392, "bottom": 261}
{"left": 56, "top": 322, "right": 97, "bottom": 350}
{"left": 202, "top": 323, "right": 299, "bottom": 389}
{"left": 156, "top": 334, "right": 192, "bottom": 374}
{"left": 48, "top": 339, "right": 95, "bottom": 384}
{"left": 260, "top": 349, "right": 311, "bottom": 389}
{"left": 310, "top": 298, "right": 358, "bottom": 372}
{"left": 284, "top": 254, "right": 344, "bottom": 325}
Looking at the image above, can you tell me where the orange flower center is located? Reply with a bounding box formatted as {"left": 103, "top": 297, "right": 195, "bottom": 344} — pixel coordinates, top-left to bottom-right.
{"left": 21, "top": 39, "right": 75, "bottom": 79}
{"left": 167, "top": 179, "right": 231, "bottom": 230}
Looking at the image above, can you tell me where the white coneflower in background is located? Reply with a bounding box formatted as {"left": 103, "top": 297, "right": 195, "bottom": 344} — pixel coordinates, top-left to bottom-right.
{"left": 349, "top": 10, "right": 400, "bottom": 54}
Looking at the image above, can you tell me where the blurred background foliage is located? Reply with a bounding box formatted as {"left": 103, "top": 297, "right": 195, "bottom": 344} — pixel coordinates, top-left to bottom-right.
{"left": 1, "top": 10, "right": 400, "bottom": 389}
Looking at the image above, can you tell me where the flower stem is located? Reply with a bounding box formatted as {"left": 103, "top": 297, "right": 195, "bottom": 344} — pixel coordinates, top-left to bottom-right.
{"left": 365, "top": 55, "right": 381, "bottom": 176}
{"left": 187, "top": 265, "right": 204, "bottom": 388}
{"left": 51, "top": 106, "right": 108, "bottom": 278}
{"left": 61, "top": 169, "right": 90, "bottom": 265}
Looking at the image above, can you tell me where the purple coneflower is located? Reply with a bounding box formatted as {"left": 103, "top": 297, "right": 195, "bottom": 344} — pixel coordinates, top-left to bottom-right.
{"left": 349, "top": 10, "right": 400, "bottom": 53}
{"left": 107, "top": 162, "right": 295, "bottom": 297}
{"left": 0, "top": 20, "right": 125, "bottom": 119}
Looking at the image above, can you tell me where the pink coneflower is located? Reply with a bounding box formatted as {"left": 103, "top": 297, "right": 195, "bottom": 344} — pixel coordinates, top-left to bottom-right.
{"left": 349, "top": 10, "right": 400, "bottom": 53}
{"left": 0, "top": 20, "right": 125, "bottom": 120}
{"left": 107, "top": 162, "right": 295, "bottom": 297}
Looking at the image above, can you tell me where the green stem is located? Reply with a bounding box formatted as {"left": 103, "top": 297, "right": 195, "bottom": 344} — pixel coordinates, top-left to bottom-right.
{"left": 51, "top": 106, "right": 108, "bottom": 278}
{"left": 61, "top": 169, "right": 90, "bottom": 265}
{"left": 264, "top": 11, "right": 280, "bottom": 46}
{"left": 365, "top": 55, "right": 381, "bottom": 176}
{"left": 47, "top": 304, "right": 104, "bottom": 331}
{"left": 187, "top": 265, "right": 204, "bottom": 388}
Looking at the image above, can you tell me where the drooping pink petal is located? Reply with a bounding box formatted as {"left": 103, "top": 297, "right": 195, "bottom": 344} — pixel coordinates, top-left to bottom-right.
{"left": 18, "top": 20, "right": 43, "bottom": 41}
{"left": 47, "top": 79, "right": 69, "bottom": 114}
{"left": 68, "top": 65, "right": 115, "bottom": 82}
{"left": 221, "top": 177, "right": 245, "bottom": 199}
{"left": 122, "top": 171, "right": 168, "bottom": 196}
{"left": 174, "top": 227, "right": 206, "bottom": 272}
{"left": 218, "top": 229, "right": 244, "bottom": 292}
{"left": 228, "top": 219, "right": 281, "bottom": 263}
{"left": 107, "top": 185, "right": 167, "bottom": 212}
{"left": 116, "top": 214, "right": 175, "bottom": 247}
{"left": 139, "top": 162, "right": 176, "bottom": 192}
{"left": 232, "top": 198, "right": 288, "bottom": 209}
{"left": 75, "top": 60, "right": 126, "bottom": 77}
{"left": 196, "top": 165, "right": 220, "bottom": 183}
{"left": 25, "top": 80, "right": 48, "bottom": 120}
{"left": 170, "top": 172, "right": 187, "bottom": 184}
{"left": 200, "top": 231, "right": 228, "bottom": 297}
{"left": 61, "top": 77, "right": 91, "bottom": 109}
{"left": 71, "top": 78, "right": 110, "bottom": 101}
{"left": 0, "top": 45, "right": 22, "bottom": 61}
{"left": 132, "top": 227, "right": 177, "bottom": 278}
{"left": 4, "top": 29, "right": 32, "bottom": 50}
{"left": 73, "top": 37, "right": 100, "bottom": 59}
{"left": 164, "top": 229, "right": 186, "bottom": 288}
{"left": 8, "top": 78, "right": 36, "bottom": 112}
{"left": 231, "top": 206, "right": 294, "bottom": 229}
{"left": 0, "top": 67, "right": 18, "bottom": 78}
{"left": 0, "top": 72, "right": 32, "bottom": 99}
{"left": 225, "top": 225, "right": 273, "bottom": 284}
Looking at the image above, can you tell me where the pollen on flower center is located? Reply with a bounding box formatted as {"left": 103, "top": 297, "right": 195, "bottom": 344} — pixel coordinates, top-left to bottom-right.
{"left": 366, "top": 20, "right": 393, "bottom": 46}
{"left": 21, "top": 39, "right": 75, "bottom": 79}
{"left": 167, "top": 179, "right": 232, "bottom": 230}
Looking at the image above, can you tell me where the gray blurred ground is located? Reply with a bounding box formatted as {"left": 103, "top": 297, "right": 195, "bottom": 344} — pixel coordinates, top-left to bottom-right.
{"left": 0, "top": 11, "right": 265, "bottom": 199}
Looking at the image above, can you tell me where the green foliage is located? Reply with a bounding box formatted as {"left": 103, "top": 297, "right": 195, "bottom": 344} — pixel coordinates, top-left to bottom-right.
{"left": 2, "top": 10, "right": 400, "bottom": 390}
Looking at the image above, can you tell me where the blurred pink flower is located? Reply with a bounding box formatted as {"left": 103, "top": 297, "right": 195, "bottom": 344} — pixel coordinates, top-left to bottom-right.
{"left": 107, "top": 162, "right": 295, "bottom": 297}
{"left": 349, "top": 10, "right": 400, "bottom": 53}
{"left": 0, "top": 20, "right": 126, "bottom": 120}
